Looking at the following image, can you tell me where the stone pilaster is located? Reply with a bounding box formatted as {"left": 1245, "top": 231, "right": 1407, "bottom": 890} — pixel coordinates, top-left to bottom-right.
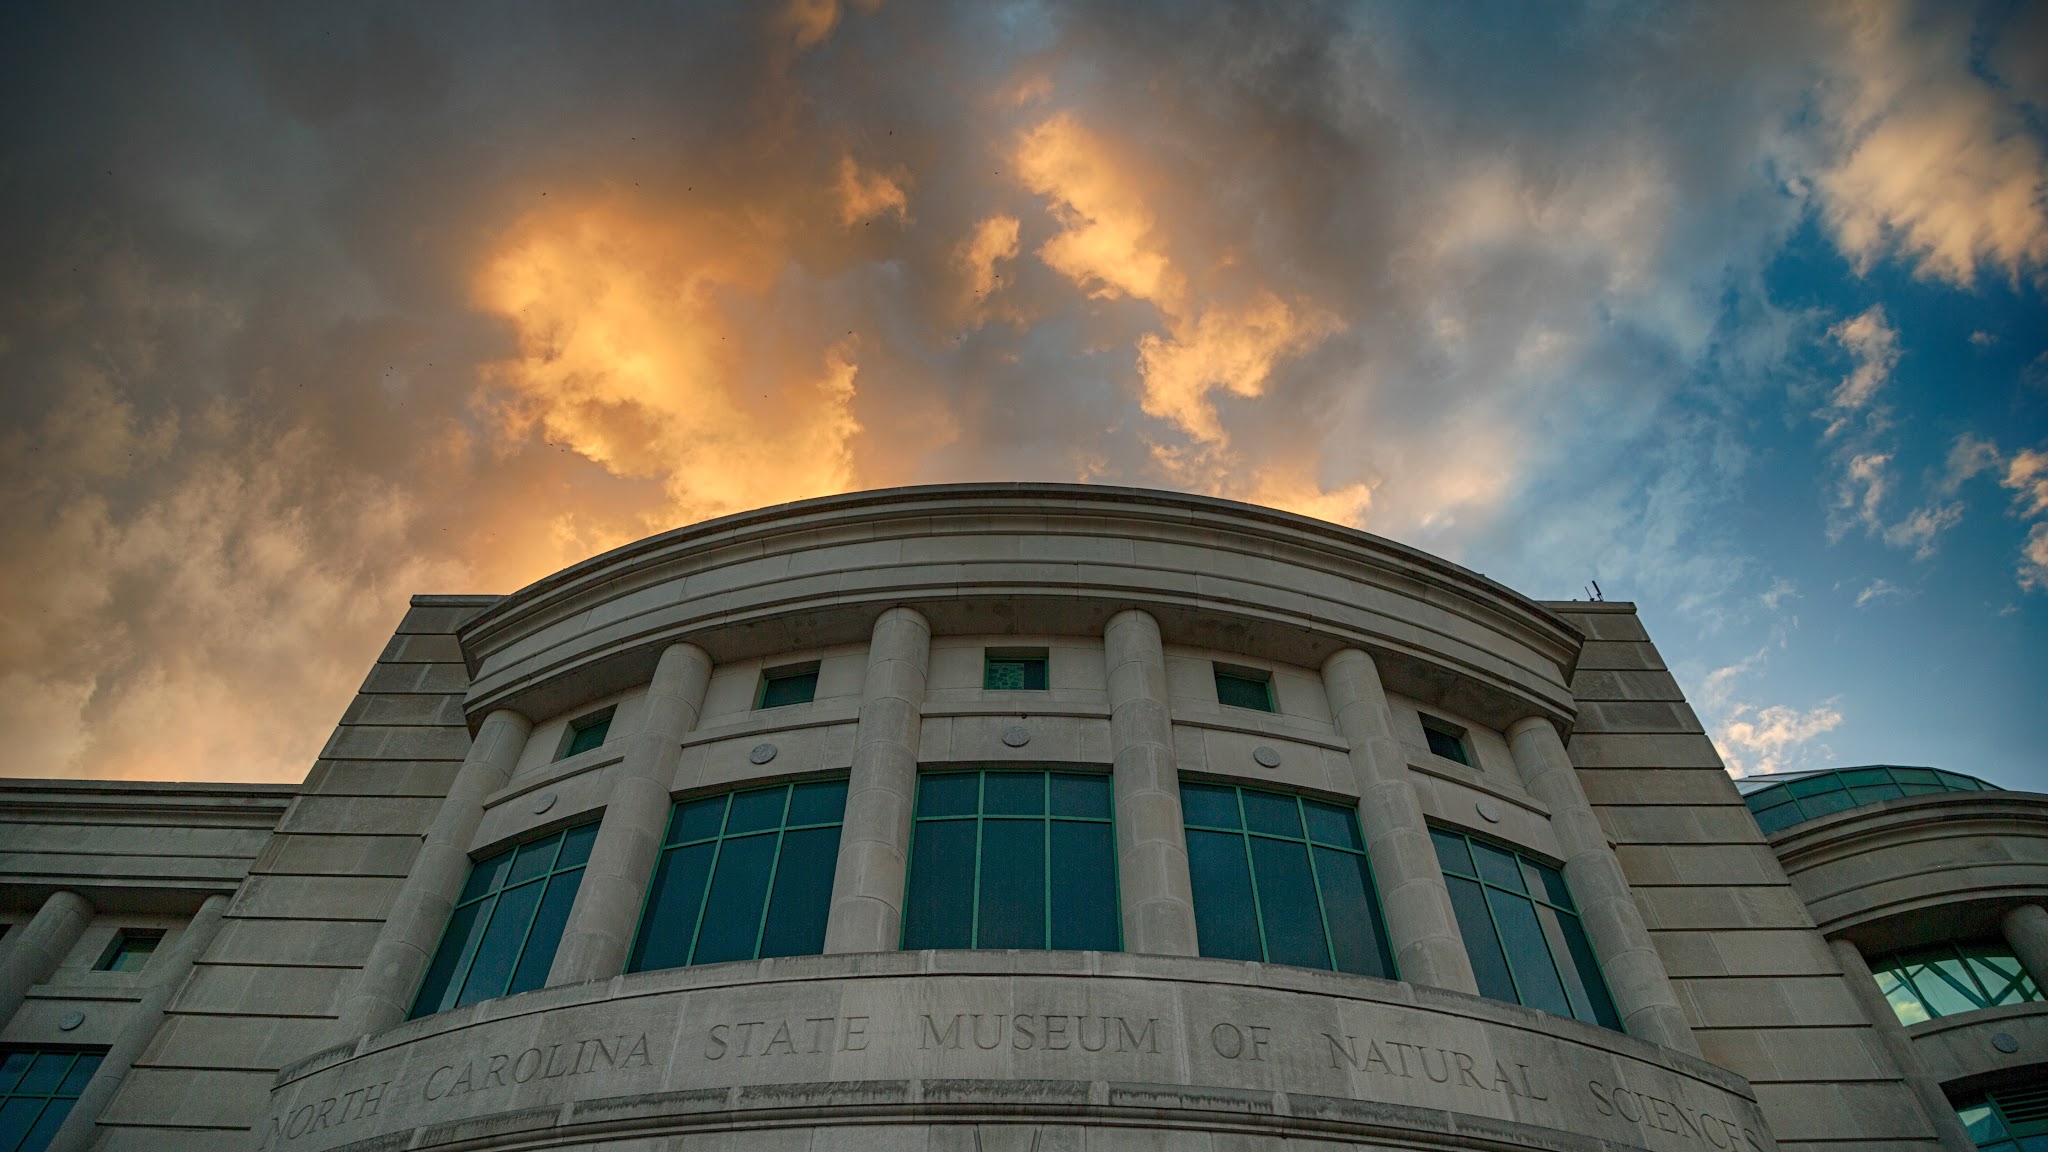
{"left": 824, "top": 607, "right": 932, "bottom": 954}
{"left": 1105, "top": 609, "right": 1200, "bottom": 957}
{"left": 1507, "top": 715, "right": 1699, "bottom": 1055}
{"left": 1832, "top": 938, "right": 1978, "bottom": 1152}
{"left": 46, "top": 894, "right": 232, "bottom": 1152}
{"left": 0, "top": 889, "right": 92, "bottom": 1028}
{"left": 1322, "top": 648, "right": 1478, "bottom": 993}
{"left": 548, "top": 642, "right": 714, "bottom": 985}
{"left": 334, "top": 707, "right": 530, "bottom": 1039}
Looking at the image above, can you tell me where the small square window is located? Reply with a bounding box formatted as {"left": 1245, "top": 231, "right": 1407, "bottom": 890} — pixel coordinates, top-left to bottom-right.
{"left": 757, "top": 663, "right": 820, "bottom": 709}
{"left": 1213, "top": 664, "right": 1275, "bottom": 712}
{"left": 984, "top": 648, "right": 1049, "bottom": 691}
{"left": 1420, "top": 715, "right": 1471, "bottom": 766}
{"left": 97, "top": 929, "right": 164, "bottom": 972}
{"left": 559, "top": 708, "right": 614, "bottom": 760}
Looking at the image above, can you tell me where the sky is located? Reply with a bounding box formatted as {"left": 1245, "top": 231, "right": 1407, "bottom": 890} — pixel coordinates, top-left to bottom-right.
{"left": 1, "top": 1, "right": 2044, "bottom": 791}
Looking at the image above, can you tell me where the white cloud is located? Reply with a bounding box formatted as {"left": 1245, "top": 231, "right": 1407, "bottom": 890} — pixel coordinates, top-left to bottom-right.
{"left": 1854, "top": 577, "right": 1909, "bottom": 607}
{"left": 1714, "top": 700, "right": 1844, "bottom": 778}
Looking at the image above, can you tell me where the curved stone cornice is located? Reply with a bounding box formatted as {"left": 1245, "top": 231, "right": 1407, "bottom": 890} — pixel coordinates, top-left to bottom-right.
{"left": 261, "top": 952, "right": 1765, "bottom": 1152}
{"left": 1769, "top": 792, "right": 2048, "bottom": 944}
{"left": 455, "top": 484, "right": 1584, "bottom": 731}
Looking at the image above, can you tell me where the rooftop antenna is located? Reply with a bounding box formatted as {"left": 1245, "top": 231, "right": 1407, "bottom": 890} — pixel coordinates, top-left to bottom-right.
{"left": 1585, "top": 579, "right": 1604, "bottom": 602}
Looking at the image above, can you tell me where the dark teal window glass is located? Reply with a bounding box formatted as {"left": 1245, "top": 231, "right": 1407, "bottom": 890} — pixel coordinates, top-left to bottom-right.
{"left": 0, "top": 1049, "right": 104, "bottom": 1152}
{"left": 902, "top": 769, "right": 1118, "bottom": 951}
{"left": 409, "top": 821, "right": 598, "bottom": 1018}
{"left": 984, "top": 650, "right": 1049, "bottom": 690}
{"left": 758, "top": 665, "right": 820, "bottom": 709}
{"left": 1213, "top": 665, "right": 1275, "bottom": 712}
{"left": 1868, "top": 941, "right": 2043, "bottom": 1026}
{"left": 1432, "top": 827, "right": 1621, "bottom": 1031}
{"left": 561, "top": 711, "right": 611, "bottom": 758}
{"left": 1740, "top": 766, "right": 1997, "bottom": 833}
{"left": 1954, "top": 1082, "right": 2048, "bottom": 1148}
{"left": 629, "top": 779, "right": 847, "bottom": 971}
{"left": 1421, "top": 716, "right": 1472, "bottom": 766}
{"left": 96, "top": 930, "right": 162, "bottom": 972}
{"left": 1182, "top": 782, "right": 1395, "bottom": 978}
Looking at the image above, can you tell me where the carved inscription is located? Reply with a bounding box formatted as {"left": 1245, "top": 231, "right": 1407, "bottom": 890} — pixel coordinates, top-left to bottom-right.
{"left": 919, "top": 1013, "right": 1161, "bottom": 1053}
{"left": 705, "top": 1016, "right": 870, "bottom": 1058}
{"left": 1323, "top": 1033, "right": 1546, "bottom": 1100}
{"left": 258, "top": 1079, "right": 390, "bottom": 1148}
{"left": 424, "top": 1033, "right": 652, "bottom": 1101}
{"left": 1590, "top": 1080, "right": 1765, "bottom": 1150}
{"left": 1208, "top": 1022, "right": 1271, "bottom": 1061}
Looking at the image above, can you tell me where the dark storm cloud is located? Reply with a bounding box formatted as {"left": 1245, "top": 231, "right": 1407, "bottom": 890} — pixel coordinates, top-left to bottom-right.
{"left": 1, "top": 0, "right": 2043, "bottom": 780}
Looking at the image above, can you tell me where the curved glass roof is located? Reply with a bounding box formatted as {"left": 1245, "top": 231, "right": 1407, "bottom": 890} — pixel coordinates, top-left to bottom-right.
{"left": 1739, "top": 765, "right": 1999, "bottom": 834}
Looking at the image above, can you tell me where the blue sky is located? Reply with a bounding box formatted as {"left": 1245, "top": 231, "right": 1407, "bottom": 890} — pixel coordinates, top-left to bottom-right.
{"left": 0, "top": 0, "right": 2043, "bottom": 788}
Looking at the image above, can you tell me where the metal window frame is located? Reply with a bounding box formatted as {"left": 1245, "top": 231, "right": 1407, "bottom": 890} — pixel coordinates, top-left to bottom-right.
{"left": 628, "top": 778, "right": 849, "bottom": 971}
{"left": 755, "top": 662, "right": 823, "bottom": 709}
{"left": 982, "top": 647, "right": 1051, "bottom": 691}
{"left": 557, "top": 706, "right": 615, "bottom": 760}
{"left": 1431, "top": 825, "right": 1617, "bottom": 1027}
{"left": 1742, "top": 766, "right": 1995, "bottom": 833}
{"left": 1181, "top": 781, "right": 1395, "bottom": 976}
{"left": 0, "top": 1047, "right": 106, "bottom": 1148}
{"left": 900, "top": 767, "right": 1121, "bottom": 951}
{"left": 1871, "top": 940, "right": 2046, "bottom": 1022}
{"left": 411, "top": 820, "right": 599, "bottom": 1017}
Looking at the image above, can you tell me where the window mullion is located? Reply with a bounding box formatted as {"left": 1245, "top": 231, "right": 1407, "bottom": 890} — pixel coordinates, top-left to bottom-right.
{"left": 969, "top": 772, "right": 986, "bottom": 948}
{"left": 1298, "top": 797, "right": 1340, "bottom": 971}
{"left": 1235, "top": 789, "right": 1272, "bottom": 964}
{"left": 684, "top": 799, "right": 732, "bottom": 966}
{"left": 1043, "top": 774, "right": 1054, "bottom": 949}
{"left": 500, "top": 873, "right": 555, "bottom": 998}
{"left": 1479, "top": 875, "right": 1529, "bottom": 1007}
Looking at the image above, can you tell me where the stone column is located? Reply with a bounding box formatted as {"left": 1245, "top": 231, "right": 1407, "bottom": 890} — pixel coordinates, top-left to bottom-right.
{"left": 549, "top": 642, "right": 714, "bottom": 984}
{"left": 1104, "top": 609, "right": 1200, "bottom": 956}
{"left": 1322, "top": 649, "right": 1478, "bottom": 993}
{"left": 1832, "top": 938, "right": 1977, "bottom": 1152}
{"left": 2002, "top": 903, "right": 2048, "bottom": 992}
{"left": 334, "top": 707, "right": 530, "bottom": 1039}
{"left": 46, "top": 895, "right": 231, "bottom": 1152}
{"left": 824, "top": 607, "right": 932, "bottom": 954}
{"left": 0, "top": 889, "right": 92, "bottom": 1027}
{"left": 1507, "top": 716, "right": 1699, "bottom": 1055}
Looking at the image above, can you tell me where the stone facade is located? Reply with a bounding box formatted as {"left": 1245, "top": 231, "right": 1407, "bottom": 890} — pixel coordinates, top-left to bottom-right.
{"left": 2, "top": 484, "right": 2041, "bottom": 1152}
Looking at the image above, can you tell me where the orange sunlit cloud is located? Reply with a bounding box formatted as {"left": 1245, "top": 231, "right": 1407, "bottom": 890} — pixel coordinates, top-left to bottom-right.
{"left": 474, "top": 192, "right": 866, "bottom": 531}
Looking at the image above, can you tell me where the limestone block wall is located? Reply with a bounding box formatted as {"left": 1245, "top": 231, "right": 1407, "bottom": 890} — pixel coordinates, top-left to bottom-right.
{"left": 1549, "top": 602, "right": 1943, "bottom": 1152}
{"left": 86, "top": 595, "right": 496, "bottom": 1152}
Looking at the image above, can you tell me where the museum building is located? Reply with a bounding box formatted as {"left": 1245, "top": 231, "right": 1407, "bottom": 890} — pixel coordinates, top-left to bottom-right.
{"left": 2, "top": 483, "right": 2044, "bottom": 1152}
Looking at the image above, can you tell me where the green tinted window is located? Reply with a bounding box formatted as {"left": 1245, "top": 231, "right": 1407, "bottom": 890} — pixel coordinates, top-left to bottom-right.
{"left": 1432, "top": 827, "right": 1621, "bottom": 1031}
{"left": 1741, "top": 766, "right": 1996, "bottom": 834}
{"left": 1421, "top": 716, "right": 1471, "bottom": 766}
{"left": 984, "top": 650, "right": 1049, "bottom": 690}
{"left": 0, "top": 1048, "right": 105, "bottom": 1152}
{"left": 758, "top": 665, "right": 820, "bottom": 709}
{"left": 561, "top": 710, "right": 611, "bottom": 758}
{"left": 1868, "top": 941, "right": 2043, "bottom": 1025}
{"left": 902, "top": 770, "right": 1118, "bottom": 951}
{"left": 96, "top": 930, "right": 162, "bottom": 972}
{"left": 410, "top": 821, "right": 599, "bottom": 1018}
{"left": 1953, "top": 1082, "right": 2048, "bottom": 1147}
{"left": 1182, "top": 782, "right": 1394, "bottom": 979}
{"left": 1214, "top": 665, "right": 1274, "bottom": 712}
{"left": 630, "top": 779, "right": 848, "bottom": 971}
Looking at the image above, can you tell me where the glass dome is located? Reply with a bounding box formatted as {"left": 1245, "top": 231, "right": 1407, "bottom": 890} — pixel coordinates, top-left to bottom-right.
{"left": 1737, "top": 765, "right": 1998, "bottom": 835}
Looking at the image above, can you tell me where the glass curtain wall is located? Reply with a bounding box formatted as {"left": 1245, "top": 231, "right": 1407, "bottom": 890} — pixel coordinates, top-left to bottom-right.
{"left": 1431, "top": 827, "right": 1622, "bottom": 1030}
{"left": 410, "top": 821, "right": 599, "bottom": 1018}
{"left": 630, "top": 779, "right": 848, "bottom": 971}
{"left": 901, "top": 769, "right": 1119, "bottom": 951}
{"left": 1868, "top": 941, "right": 2043, "bottom": 1025}
{"left": 1180, "top": 782, "right": 1396, "bottom": 978}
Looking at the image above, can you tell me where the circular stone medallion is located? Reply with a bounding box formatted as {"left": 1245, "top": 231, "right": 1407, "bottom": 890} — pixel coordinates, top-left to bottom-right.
{"left": 1252, "top": 745, "right": 1282, "bottom": 768}
{"left": 1001, "top": 726, "right": 1031, "bottom": 748}
{"left": 59, "top": 1011, "right": 85, "bottom": 1031}
{"left": 749, "top": 743, "right": 779, "bottom": 765}
{"left": 1992, "top": 1032, "right": 2020, "bottom": 1053}
{"left": 1476, "top": 800, "right": 1503, "bottom": 823}
{"left": 531, "top": 792, "right": 557, "bottom": 815}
